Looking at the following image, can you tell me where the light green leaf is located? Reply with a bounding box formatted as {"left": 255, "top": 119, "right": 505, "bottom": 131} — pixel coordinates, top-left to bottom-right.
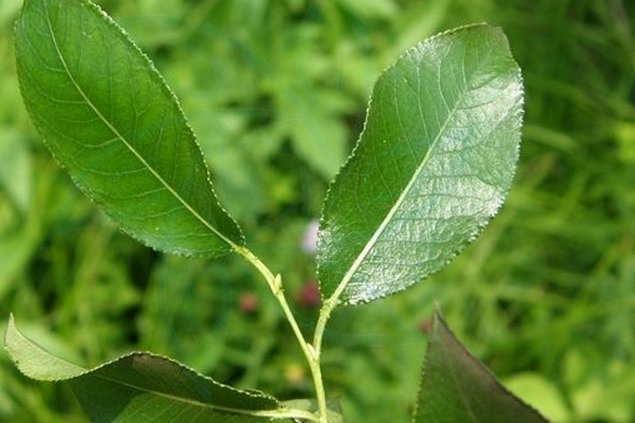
{"left": 317, "top": 24, "right": 523, "bottom": 304}
{"left": 15, "top": 0, "right": 243, "bottom": 258}
{"left": 413, "top": 310, "right": 550, "bottom": 423}
{"left": 3, "top": 315, "right": 314, "bottom": 423}
{"left": 283, "top": 399, "right": 344, "bottom": 423}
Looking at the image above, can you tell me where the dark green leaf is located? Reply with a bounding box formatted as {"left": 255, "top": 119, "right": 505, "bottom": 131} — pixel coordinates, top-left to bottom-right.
{"left": 317, "top": 24, "right": 523, "bottom": 304}
{"left": 15, "top": 0, "right": 243, "bottom": 258}
{"left": 3, "top": 315, "right": 314, "bottom": 423}
{"left": 413, "top": 310, "right": 550, "bottom": 423}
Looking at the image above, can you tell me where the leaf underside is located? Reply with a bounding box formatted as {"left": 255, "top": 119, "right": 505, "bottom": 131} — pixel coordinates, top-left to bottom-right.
{"left": 4, "top": 315, "right": 290, "bottom": 423}
{"left": 317, "top": 24, "right": 524, "bottom": 305}
{"left": 413, "top": 310, "right": 550, "bottom": 423}
{"left": 283, "top": 399, "right": 344, "bottom": 423}
{"left": 15, "top": 0, "right": 243, "bottom": 258}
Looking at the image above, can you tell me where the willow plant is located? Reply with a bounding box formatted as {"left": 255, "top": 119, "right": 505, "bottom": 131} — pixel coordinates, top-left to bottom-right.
{"left": 4, "top": 1, "right": 549, "bottom": 422}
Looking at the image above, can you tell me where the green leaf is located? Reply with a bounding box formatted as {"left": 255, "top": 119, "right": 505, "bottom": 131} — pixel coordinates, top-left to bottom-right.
{"left": 283, "top": 399, "right": 344, "bottom": 423}
{"left": 317, "top": 24, "right": 523, "bottom": 304}
{"left": 3, "top": 315, "right": 314, "bottom": 423}
{"left": 413, "top": 310, "right": 550, "bottom": 423}
{"left": 15, "top": 0, "right": 243, "bottom": 258}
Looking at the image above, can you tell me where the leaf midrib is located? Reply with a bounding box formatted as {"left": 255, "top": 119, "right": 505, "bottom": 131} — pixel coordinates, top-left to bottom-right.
{"left": 92, "top": 373, "right": 298, "bottom": 419}
{"left": 7, "top": 317, "right": 306, "bottom": 420}
{"left": 42, "top": 3, "right": 237, "bottom": 251}
{"left": 443, "top": 347, "right": 480, "bottom": 423}
{"left": 330, "top": 53, "right": 471, "bottom": 303}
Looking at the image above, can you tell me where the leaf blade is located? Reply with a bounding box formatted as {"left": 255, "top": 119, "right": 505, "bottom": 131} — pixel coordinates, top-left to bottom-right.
{"left": 15, "top": 0, "right": 243, "bottom": 258}
{"left": 3, "top": 315, "right": 301, "bottom": 423}
{"left": 283, "top": 399, "right": 344, "bottom": 423}
{"left": 413, "top": 310, "right": 550, "bottom": 423}
{"left": 317, "top": 24, "right": 524, "bottom": 304}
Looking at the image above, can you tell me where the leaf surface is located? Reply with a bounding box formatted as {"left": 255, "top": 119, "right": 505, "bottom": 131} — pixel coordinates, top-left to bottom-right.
{"left": 317, "top": 24, "right": 523, "bottom": 304}
{"left": 283, "top": 399, "right": 344, "bottom": 423}
{"left": 413, "top": 310, "right": 550, "bottom": 423}
{"left": 3, "top": 315, "right": 308, "bottom": 423}
{"left": 15, "top": 0, "right": 243, "bottom": 257}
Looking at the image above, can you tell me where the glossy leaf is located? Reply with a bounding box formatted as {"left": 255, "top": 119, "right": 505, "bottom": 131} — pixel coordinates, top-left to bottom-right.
{"left": 317, "top": 24, "right": 523, "bottom": 304}
{"left": 3, "top": 315, "right": 312, "bottom": 423}
{"left": 413, "top": 310, "right": 549, "bottom": 423}
{"left": 15, "top": 0, "right": 243, "bottom": 258}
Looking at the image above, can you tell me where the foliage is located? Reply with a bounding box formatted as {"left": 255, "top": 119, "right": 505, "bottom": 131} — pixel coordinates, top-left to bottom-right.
{"left": 6, "top": 0, "right": 531, "bottom": 420}
{"left": 6, "top": 315, "right": 304, "bottom": 423}
{"left": 413, "top": 310, "right": 547, "bottom": 423}
{"left": 0, "top": 0, "right": 633, "bottom": 423}
{"left": 6, "top": 0, "right": 530, "bottom": 420}
{"left": 317, "top": 25, "right": 522, "bottom": 305}
{"left": 14, "top": 0, "right": 243, "bottom": 258}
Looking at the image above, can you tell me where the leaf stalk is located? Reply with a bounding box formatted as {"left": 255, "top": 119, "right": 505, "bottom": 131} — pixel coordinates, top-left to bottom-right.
{"left": 235, "top": 246, "right": 330, "bottom": 423}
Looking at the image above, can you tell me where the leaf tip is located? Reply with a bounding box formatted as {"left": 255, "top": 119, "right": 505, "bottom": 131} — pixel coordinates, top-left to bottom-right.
{"left": 4, "top": 313, "right": 23, "bottom": 368}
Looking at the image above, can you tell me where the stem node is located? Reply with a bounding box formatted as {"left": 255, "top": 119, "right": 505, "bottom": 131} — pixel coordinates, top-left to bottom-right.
{"left": 235, "top": 247, "right": 330, "bottom": 423}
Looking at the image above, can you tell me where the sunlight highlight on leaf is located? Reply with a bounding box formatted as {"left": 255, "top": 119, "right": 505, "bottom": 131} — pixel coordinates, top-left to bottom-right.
{"left": 317, "top": 24, "right": 524, "bottom": 305}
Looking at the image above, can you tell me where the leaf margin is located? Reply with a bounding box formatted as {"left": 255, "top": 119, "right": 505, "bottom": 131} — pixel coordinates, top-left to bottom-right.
{"left": 411, "top": 308, "right": 550, "bottom": 423}
{"left": 316, "top": 22, "right": 524, "bottom": 306}
{"left": 14, "top": 0, "right": 245, "bottom": 258}
{"left": 3, "top": 314, "right": 314, "bottom": 422}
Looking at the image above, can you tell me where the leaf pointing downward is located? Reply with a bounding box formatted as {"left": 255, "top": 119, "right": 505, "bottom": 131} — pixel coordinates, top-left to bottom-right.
{"left": 4, "top": 316, "right": 309, "bottom": 423}
{"left": 317, "top": 24, "right": 523, "bottom": 305}
{"left": 15, "top": 0, "right": 243, "bottom": 257}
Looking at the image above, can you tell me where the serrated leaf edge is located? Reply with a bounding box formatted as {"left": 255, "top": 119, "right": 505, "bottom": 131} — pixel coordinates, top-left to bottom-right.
{"left": 411, "top": 308, "right": 550, "bottom": 423}
{"left": 15, "top": 0, "right": 245, "bottom": 258}
{"left": 316, "top": 23, "right": 524, "bottom": 306}
{"left": 4, "top": 314, "right": 311, "bottom": 420}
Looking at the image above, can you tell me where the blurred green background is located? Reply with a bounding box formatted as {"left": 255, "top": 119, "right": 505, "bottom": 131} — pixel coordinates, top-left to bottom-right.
{"left": 1, "top": 0, "right": 634, "bottom": 422}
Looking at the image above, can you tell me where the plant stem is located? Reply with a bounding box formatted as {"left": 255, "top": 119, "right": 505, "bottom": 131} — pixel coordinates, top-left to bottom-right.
{"left": 234, "top": 246, "right": 329, "bottom": 423}
{"left": 264, "top": 406, "right": 321, "bottom": 422}
{"left": 307, "top": 350, "right": 329, "bottom": 423}
{"left": 309, "top": 298, "right": 342, "bottom": 422}
{"left": 313, "top": 297, "right": 338, "bottom": 357}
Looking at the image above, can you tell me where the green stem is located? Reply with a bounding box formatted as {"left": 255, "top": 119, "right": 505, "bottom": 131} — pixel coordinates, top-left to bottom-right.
{"left": 234, "top": 246, "right": 329, "bottom": 423}
{"left": 312, "top": 297, "right": 339, "bottom": 357}
{"left": 309, "top": 297, "right": 343, "bottom": 422}
{"left": 307, "top": 350, "right": 328, "bottom": 423}
{"left": 266, "top": 407, "right": 321, "bottom": 422}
